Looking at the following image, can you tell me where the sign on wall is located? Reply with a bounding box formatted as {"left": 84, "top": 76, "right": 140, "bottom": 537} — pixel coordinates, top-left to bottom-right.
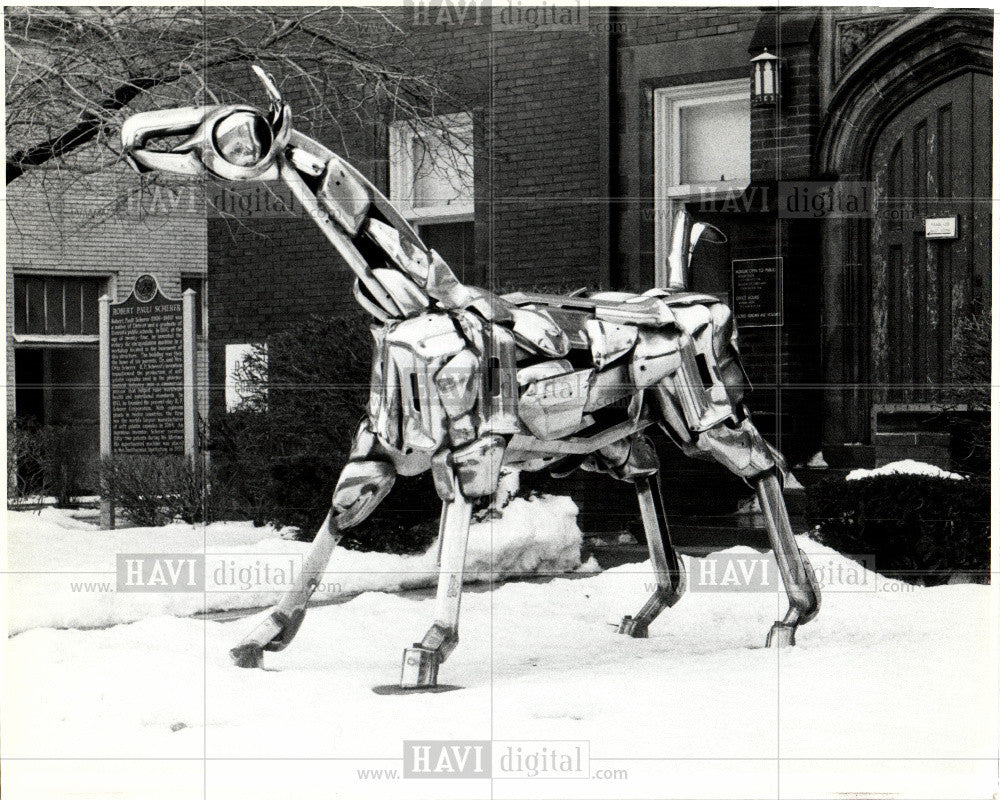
{"left": 731, "top": 257, "right": 783, "bottom": 327}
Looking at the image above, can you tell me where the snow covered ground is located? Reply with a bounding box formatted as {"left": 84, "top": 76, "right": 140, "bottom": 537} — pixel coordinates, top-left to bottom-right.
{"left": 3, "top": 498, "right": 997, "bottom": 799}
{"left": 6, "top": 496, "right": 590, "bottom": 634}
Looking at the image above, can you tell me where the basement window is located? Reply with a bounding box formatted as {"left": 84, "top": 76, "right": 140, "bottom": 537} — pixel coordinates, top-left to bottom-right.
{"left": 225, "top": 342, "right": 265, "bottom": 412}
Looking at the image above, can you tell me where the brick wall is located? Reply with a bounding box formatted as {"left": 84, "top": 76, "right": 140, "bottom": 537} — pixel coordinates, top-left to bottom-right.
{"left": 6, "top": 172, "right": 206, "bottom": 297}
{"left": 6, "top": 170, "right": 208, "bottom": 419}
{"left": 745, "top": 13, "right": 825, "bottom": 459}
{"left": 486, "top": 28, "right": 606, "bottom": 289}
{"left": 618, "top": 7, "right": 759, "bottom": 46}
{"left": 751, "top": 36, "right": 820, "bottom": 181}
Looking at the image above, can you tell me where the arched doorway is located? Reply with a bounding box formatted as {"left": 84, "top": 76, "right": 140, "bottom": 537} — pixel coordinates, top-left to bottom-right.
{"left": 815, "top": 11, "right": 992, "bottom": 461}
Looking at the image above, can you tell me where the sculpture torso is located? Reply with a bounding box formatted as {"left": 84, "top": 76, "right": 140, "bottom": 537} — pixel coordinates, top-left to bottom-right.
{"left": 366, "top": 285, "right": 752, "bottom": 491}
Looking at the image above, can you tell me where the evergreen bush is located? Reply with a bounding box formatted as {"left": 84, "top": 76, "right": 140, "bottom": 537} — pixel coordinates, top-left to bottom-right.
{"left": 808, "top": 473, "right": 989, "bottom": 585}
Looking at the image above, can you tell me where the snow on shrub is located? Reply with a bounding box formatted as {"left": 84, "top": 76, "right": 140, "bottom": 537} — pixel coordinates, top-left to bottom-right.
{"left": 846, "top": 459, "right": 964, "bottom": 482}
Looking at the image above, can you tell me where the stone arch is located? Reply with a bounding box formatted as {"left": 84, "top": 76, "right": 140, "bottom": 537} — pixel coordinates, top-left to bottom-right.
{"left": 816, "top": 10, "right": 992, "bottom": 455}
{"left": 817, "top": 10, "right": 992, "bottom": 179}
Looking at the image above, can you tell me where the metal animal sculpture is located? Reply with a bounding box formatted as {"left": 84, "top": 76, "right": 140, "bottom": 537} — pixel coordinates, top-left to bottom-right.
{"left": 121, "top": 68, "right": 820, "bottom": 690}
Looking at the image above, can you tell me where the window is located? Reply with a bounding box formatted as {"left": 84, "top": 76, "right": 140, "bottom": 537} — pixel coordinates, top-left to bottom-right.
{"left": 180, "top": 274, "right": 208, "bottom": 338}
{"left": 390, "top": 113, "right": 476, "bottom": 282}
{"left": 13, "top": 275, "right": 104, "bottom": 340}
{"left": 419, "top": 221, "right": 476, "bottom": 283}
{"left": 12, "top": 275, "right": 104, "bottom": 485}
{"left": 225, "top": 342, "right": 265, "bottom": 412}
{"left": 654, "top": 79, "right": 750, "bottom": 285}
{"left": 389, "top": 113, "right": 474, "bottom": 223}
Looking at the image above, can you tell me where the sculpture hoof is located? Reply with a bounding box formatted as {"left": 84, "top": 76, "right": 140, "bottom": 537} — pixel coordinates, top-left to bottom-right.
{"left": 617, "top": 615, "right": 649, "bottom": 638}
{"left": 765, "top": 622, "right": 796, "bottom": 648}
{"left": 400, "top": 645, "right": 440, "bottom": 688}
{"left": 230, "top": 643, "right": 264, "bottom": 669}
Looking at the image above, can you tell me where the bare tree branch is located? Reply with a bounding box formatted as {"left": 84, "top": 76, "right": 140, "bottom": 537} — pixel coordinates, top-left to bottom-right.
{"left": 5, "top": 6, "right": 470, "bottom": 188}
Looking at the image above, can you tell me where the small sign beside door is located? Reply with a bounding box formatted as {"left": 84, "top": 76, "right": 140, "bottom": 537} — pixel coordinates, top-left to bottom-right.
{"left": 731, "top": 257, "right": 782, "bottom": 328}
{"left": 924, "top": 216, "right": 958, "bottom": 239}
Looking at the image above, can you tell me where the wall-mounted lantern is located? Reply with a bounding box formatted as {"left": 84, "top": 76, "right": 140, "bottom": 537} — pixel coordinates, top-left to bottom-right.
{"left": 751, "top": 48, "right": 780, "bottom": 107}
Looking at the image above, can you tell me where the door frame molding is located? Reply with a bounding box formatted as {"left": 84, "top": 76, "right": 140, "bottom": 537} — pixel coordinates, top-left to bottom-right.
{"left": 815, "top": 11, "right": 991, "bottom": 451}
{"left": 817, "top": 12, "right": 992, "bottom": 177}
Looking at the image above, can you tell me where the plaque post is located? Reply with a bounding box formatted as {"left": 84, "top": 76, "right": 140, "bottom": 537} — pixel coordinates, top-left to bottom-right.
{"left": 182, "top": 289, "right": 198, "bottom": 463}
{"left": 98, "top": 294, "right": 114, "bottom": 529}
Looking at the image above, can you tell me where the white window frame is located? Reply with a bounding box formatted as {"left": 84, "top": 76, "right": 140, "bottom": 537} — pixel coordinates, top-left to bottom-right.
{"left": 11, "top": 271, "right": 112, "bottom": 346}
{"left": 389, "top": 112, "right": 474, "bottom": 226}
{"left": 653, "top": 79, "right": 750, "bottom": 286}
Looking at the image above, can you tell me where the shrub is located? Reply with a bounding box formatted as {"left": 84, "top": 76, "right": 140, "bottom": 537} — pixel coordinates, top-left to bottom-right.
{"left": 7, "top": 420, "right": 95, "bottom": 506}
{"left": 102, "top": 454, "right": 207, "bottom": 527}
{"left": 946, "top": 305, "right": 990, "bottom": 473}
{"left": 208, "top": 311, "right": 440, "bottom": 552}
{"left": 8, "top": 420, "right": 51, "bottom": 502}
{"left": 808, "top": 474, "right": 989, "bottom": 585}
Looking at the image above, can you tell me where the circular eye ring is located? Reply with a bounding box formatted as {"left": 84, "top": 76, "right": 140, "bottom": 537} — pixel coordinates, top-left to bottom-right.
{"left": 212, "top": 111, "right": 273, "bottom": 168}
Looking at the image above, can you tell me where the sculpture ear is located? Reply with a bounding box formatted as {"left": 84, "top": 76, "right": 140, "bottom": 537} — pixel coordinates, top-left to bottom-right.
{"left": 252, "top": 65, "right": 283, "bottom": 109}
{"left": 690, "top": 221, "right": 727, "bottom": 247}
{"left": 251, "top": 65, "right": 293, "bottom": 148}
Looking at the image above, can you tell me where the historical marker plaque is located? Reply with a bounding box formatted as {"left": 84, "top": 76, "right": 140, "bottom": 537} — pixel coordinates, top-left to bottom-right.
{"left": 731, "top": 257, "right": 783, "bottom": 327}
{"left": 109, "top": 275, "right": 185, "bottom": 454}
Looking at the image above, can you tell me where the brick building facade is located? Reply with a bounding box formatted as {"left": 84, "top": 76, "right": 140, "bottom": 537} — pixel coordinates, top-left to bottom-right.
{"left": 210, "top": 6, "right": 991, "bottom": 472}
{"left": 8, "top": 6, "right": 990, "bottom": 497}
{"left": 6, "top": 172, "right": 207, "bottom": 491}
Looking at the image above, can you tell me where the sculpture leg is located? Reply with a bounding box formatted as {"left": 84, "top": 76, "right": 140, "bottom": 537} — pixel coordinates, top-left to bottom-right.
{"left": 399, "top": 436, "right": 506, "bottom": 688}
{"left": 685, "top": 415, "right": 821, "bottom": 648}
{"left": 400, "top": 487, "right": 473, "bottom": 688}
{"left": 618, "top": 472, "right": 686, "bottom": 638}
{"left": 230, "top": 510, "right": 341, "bottom": 667}
{"left": 754, "top": 470, "right": 820, "bottom": 647}
{"left": 231, "top": 421, "right": 395, "bottom": 668}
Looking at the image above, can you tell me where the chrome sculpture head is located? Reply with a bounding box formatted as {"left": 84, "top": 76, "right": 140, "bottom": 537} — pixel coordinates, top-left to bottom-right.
{"left": 665, "top": 208, "right": 727, "bottom": 292}
{"left": 121, "top": 65, "right": 291, "bottom": 181}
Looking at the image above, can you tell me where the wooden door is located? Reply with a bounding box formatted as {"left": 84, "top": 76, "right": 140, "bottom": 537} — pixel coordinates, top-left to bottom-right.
{"left": 870, "top": 71, "right": 991, "bottom": 408}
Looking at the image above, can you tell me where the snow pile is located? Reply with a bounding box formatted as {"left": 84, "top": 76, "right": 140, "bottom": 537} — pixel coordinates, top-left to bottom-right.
{"left": 3, "top": 538, "right": 994, "bottom": 800}
{"left": 806, "top": 449, "right": 828, "bottom": 467}
{"left": 6, "top": 494, "right": 585, "bottom": 635}
{"left": 466, "top": 494, "right": 583, "bottom": 580}
{"left": 846, "top": 458, "right": 965, "bottom": 481}
{"left": 7, "top": 494, "right": 101, "bottom": 509}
